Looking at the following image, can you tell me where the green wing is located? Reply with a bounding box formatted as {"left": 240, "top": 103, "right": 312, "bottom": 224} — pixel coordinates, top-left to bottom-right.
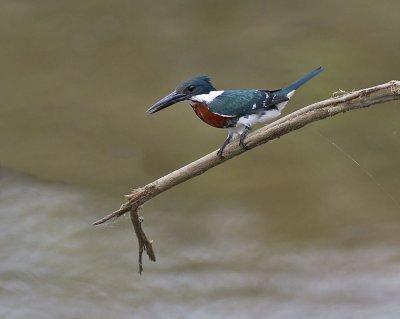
{"left": 208, "top": 90, "right": 287, "bottom": 117}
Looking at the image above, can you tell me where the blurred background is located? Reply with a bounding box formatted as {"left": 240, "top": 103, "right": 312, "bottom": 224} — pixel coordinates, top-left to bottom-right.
{"left": 1, "top": 0, "right": 400, "bottom": 318}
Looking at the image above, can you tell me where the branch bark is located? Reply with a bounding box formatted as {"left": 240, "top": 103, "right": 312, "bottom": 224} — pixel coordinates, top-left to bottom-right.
{"left": 94, "top": 80, "right": 400, "bottom": 272}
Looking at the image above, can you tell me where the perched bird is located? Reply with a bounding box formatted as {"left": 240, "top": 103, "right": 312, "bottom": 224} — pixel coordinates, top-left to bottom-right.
{"left": 147, "top": 67, "right": 323, "bottom": 159}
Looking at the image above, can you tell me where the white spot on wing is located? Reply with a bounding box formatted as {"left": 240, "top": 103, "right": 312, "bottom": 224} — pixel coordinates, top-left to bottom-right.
{"left": 191, "top": 90, "right": 224, "bottom": 103}
{"left": 287, "top": 90, "right": 295, "bottom": 99}
{"left": 252, "top": 103, "right": 256, "bottom": 110}
{"left": 276, "top": 91, "right": 295, "bottom": 111}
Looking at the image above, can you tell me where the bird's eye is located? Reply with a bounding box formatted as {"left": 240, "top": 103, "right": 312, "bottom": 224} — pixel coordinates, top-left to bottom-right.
{"left": 187, "top": 85, "right": 195, "bottom": 92}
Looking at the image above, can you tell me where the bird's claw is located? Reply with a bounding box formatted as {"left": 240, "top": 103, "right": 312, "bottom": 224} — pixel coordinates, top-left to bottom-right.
{"left": 239, "top": 126, "right": 251, "bottom": 151}
{"left": 217, "top": 149, "right": 225, "bottom": 160}
{"left": 239, "top": 140, "right": 249, "bottom": 150}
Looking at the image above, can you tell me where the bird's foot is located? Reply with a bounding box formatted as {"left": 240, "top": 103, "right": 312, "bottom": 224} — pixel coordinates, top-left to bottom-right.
{"left": 217, "top": 148, "right": 225, "bottom": 160}
{"left": 239, "top": 126, "right": 251, "bottom": 151}
{"left": 217, "top": 133, "right": 233, "bottom": 160}
{"left": 239, "top": 139, "right": 249, "bottom": 150}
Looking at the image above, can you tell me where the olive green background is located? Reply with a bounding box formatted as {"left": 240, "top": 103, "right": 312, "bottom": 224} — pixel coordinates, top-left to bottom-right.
{"left": 1, "top": 1, "right": 400, "bottom": 318}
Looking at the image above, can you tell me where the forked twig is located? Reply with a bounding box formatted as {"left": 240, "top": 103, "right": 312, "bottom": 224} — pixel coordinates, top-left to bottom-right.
{"left": 129, "top": 206, "right": 156, "bottom": 274}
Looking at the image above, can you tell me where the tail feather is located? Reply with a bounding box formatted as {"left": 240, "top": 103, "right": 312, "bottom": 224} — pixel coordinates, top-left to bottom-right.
{"left": 281, "top": 66, "right": 324, "bottom": 95}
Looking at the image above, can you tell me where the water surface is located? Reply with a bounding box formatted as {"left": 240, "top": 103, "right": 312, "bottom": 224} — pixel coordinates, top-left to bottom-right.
{"left": 1, "top": 1, "right": 400, "bottom": 318}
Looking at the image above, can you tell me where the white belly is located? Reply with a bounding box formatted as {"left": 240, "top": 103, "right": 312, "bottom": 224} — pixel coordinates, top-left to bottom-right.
{"left": 229, "top": 109, "right": 281, "bottom": 136}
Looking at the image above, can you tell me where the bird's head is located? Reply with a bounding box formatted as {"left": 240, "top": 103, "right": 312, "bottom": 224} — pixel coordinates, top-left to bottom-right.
{"left": 146, "top": 76, "right": 216, "bottom": 114}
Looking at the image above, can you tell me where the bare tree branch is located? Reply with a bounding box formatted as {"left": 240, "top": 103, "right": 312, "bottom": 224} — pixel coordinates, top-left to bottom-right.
{"left": 94, "top": 80, "right": 400, "bottom": 225}
{"left": 94, "top": 80, "right": 399, "bottom": 272}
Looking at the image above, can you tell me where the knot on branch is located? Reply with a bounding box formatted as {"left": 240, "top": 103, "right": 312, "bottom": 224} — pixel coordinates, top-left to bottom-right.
{"left": 125, "top": 184, "right": 157, "bottom": 203}
{"left": 358, "top": 89, "right": 369, "bottom": 102}
{"left": 390, "top": 80, "right": 400, "bottom": 95}
{"left": 332, "top": 88, "right": 354, "bottom": 98}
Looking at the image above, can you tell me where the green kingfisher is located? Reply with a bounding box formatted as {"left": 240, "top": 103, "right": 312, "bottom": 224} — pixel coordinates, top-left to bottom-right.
{"left": 146, "top": 66, "right": 323, "bottom": 159}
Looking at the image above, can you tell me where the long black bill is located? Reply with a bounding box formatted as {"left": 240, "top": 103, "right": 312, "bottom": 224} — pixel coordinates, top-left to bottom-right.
{"left": 146, "top": 90, "right": 188, "bottom": 114}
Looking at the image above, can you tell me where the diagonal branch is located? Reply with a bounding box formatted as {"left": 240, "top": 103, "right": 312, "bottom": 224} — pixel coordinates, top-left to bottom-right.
{"left": 94, "top": 80, "right": 400, "bottom": 273}
{"left": 94, "top": 80, "right": 400, "bottom": 226}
